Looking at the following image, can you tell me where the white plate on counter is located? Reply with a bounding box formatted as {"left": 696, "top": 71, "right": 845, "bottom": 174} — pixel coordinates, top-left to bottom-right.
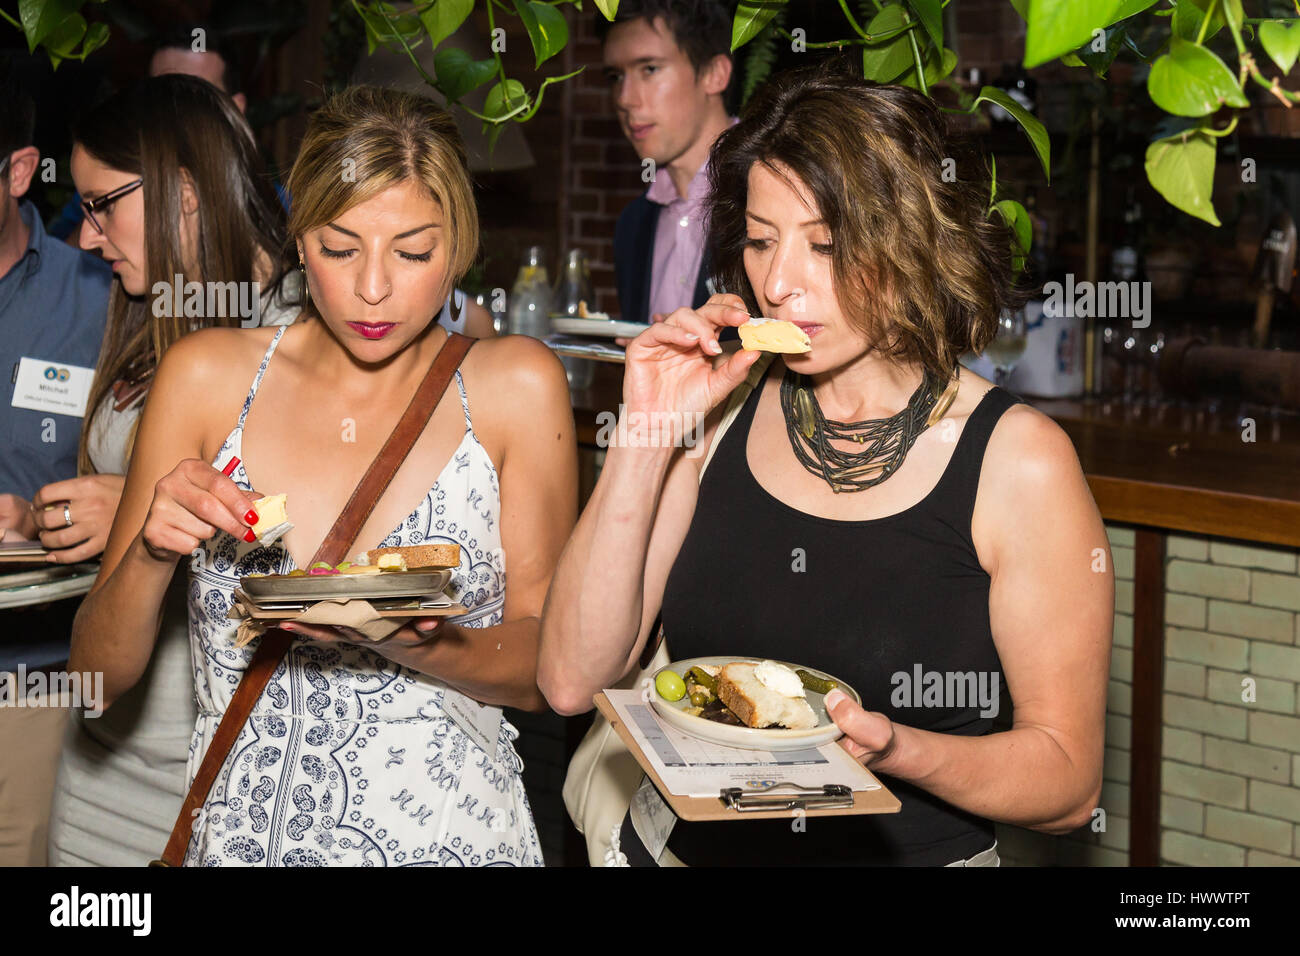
{"left": 551, "top": 317, "right": 650, "bottom": 339}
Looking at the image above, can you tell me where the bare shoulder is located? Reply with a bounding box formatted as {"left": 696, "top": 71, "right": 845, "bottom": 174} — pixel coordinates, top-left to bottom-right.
{"left": 975, "top": 391, "right": 1090, "bottom": 568}
{"left": 150, "top": 326, "right": 282, "bottom": 450}
{"left": 985, "top": 401, "right": 1081, "bottom": 486}
{"left": 155, "top": 326, "right": 276, "bottom": 394}
{"left": 466, "top": 332, "right": 568, "bottom": 398}
{"left": 461, "top": 334, "right": 572, "bottom": 458}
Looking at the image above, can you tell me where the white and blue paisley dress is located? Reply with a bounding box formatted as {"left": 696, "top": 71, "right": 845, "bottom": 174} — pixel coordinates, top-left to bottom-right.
{"left": 183, "top": 326, "right": 543, "bottom": 866}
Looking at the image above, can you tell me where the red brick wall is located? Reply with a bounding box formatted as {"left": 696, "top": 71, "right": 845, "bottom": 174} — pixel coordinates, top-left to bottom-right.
{"left": 560, "top": 12, "right": 648, "bottom": 316}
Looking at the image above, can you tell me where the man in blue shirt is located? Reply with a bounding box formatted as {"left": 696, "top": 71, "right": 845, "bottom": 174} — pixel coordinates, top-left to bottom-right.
{"left": 0, "top": 80, "right": 111, "bottom": 866}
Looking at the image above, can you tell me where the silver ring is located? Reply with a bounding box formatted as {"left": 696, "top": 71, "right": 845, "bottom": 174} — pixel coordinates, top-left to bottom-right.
{"left": 63, "top": 502, "right": 73, "bottom": 528}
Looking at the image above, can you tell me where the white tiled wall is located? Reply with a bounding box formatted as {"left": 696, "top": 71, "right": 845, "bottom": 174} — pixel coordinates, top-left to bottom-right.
{"left": 997, "top": 526, "right": 1300, "bottom": 866}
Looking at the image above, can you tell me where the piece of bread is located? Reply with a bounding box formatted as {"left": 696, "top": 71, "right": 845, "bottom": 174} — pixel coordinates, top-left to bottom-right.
{"left": 738, "top": 318, "right": 811, "bottom": 354}
{"left": 365, "top": 543, "right": 460, "bottom": 569}
{"left": 577, "top": 299, "right": 610, "bottom": 320}
{"left": 717, "top": 662, "right": 818, "bottom": 730}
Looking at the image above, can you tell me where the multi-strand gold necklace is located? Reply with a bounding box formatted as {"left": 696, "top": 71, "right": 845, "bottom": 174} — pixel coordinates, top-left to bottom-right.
{"left": 779, "top": 366, "right": 955, "bottom": 494}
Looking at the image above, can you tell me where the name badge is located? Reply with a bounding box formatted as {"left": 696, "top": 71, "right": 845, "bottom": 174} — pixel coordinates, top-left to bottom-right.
{"left": 11, "top": 357, "right": 95, "bottom": 418}
{"left": 441, "top": 687, "right": 502, "bottom": 761}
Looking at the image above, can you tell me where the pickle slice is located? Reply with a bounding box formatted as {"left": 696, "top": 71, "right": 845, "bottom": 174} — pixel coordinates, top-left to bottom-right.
{"left": 796, "top": 669, "right": 839, "bottom": 695}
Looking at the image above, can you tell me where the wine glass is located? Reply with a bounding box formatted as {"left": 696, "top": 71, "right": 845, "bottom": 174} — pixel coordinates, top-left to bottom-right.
{"left": 986, "top": 308, "right": 1027, "bottom": 389}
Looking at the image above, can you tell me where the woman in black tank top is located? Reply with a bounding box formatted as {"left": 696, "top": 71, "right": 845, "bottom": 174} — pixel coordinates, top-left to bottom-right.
{"left": 539, "top": 62, "right": 1114, "bottom": 867}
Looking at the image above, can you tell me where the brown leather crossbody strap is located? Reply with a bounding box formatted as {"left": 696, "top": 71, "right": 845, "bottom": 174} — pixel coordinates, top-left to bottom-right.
{"left": 153, "top": 331, "right": 476, "bottom": 866}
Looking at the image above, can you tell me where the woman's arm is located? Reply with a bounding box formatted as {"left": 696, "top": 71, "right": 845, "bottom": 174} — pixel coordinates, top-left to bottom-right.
{"left": 829, "top": 406, "right": 1112, "bottom": 834}
{"left": 374, "top": 337, "right": 576, "bottom": 711}
{"left": 69, "top": 330, "right": 262, "bottom": 709}
{"left": 538, "top": 298, "right": 759, "bottom": 715}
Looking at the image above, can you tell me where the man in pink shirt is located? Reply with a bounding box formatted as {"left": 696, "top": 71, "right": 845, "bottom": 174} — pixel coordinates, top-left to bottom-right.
{"left": 600, "top": 1, "right": 736, "bottom": 333}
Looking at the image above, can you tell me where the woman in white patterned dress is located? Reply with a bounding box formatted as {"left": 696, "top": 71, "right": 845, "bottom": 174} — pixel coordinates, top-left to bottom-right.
{"left": 69, "top": 87, "right": 578, "bottom": 866}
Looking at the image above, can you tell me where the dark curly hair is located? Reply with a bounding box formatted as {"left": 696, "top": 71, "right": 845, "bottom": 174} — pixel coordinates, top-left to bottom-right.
{"left": 706, "top": 58, "right": 1030, "bottom": 386}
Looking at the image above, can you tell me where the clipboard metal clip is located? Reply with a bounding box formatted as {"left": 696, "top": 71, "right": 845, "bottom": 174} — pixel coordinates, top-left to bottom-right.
{"left": 720, "top": 783, "right": 853, "bottom": 812}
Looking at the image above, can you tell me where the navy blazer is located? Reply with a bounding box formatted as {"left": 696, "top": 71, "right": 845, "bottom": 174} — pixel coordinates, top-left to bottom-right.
{"left": 613, "top": 192, "right": 714, "bottom": 326}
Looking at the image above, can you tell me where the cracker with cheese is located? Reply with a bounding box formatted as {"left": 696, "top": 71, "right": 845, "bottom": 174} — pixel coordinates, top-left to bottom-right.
{"left": 738, "top": 317, "right": 811, "bottom": 354}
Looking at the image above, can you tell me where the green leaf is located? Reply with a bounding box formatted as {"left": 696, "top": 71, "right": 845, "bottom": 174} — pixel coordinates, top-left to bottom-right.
{"left": 593, "top": 0, "right": 619, "bottom": 19}
{"left": 1009, "top": 0, "right": 1030, "bottom": 18}
{"left": 483, "top": 78, "right": 529, "bottom": 121}
{"left": 1171, "top": 0, "right": 1223, "bottom": 41}
{"left": 513, "top": 0, "right": 568, "bottom": 68}
{"left": 1024, "top": 0, "right": 1123, "bottom": 68}
{"left": 906, "top": 0, "right": 943, "bottom": 50}
{"left": 434, "top": 46, "right": 497, "bottom": 101}
{"left": 419, "top": 0, "right": 472, "bottom": 48}
{"left": 1148, "top": 38, "right": 1249, "bottom": 117}
{"left": 79, "top": 20, "right": 109, "bottom": 59}
{"left": 859, "top": 5, "right": 914, "bottom": 84}
{"left": 897, "top": 46, "right": 957, "bottom": 89}
{"left": 1108, "top": 0, "right": 1160, "bottom": 22}
{"left": 972, "top": 86, "right": 1051, "bottom": 181}
{"left": 1145, "top": 127, "right": 1220, "bottom": 226}
{"left": 18, "top": 0, "right": 79, "bottom": 51}
{"left": 1060, "top": 52, "right": 1086, "bottom": 66}
{"left": 354, "top": 2, "right": 423, "bottom": 54}
{"left": 42, "top": 11, "right": 87, "bottom": 67}
{"left": 732, "top": 0, "right": 787, "bottom": 51}
{"left": 993, "top": 199, "right": 1033, "bottom": 274}
{"left": 1078, "top": 24, "right": 1127, "bottom": 76}
{"left": 1259, "top": 19, "right": 1300, "bottom": 74}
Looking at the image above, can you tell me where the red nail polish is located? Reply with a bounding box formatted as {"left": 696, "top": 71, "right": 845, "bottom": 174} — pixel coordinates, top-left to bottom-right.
{"left": 244, "top": 529, "right": 257, "bottom": 543}
{"left": 245, "top": 510, "right": 258, "bottom": 524}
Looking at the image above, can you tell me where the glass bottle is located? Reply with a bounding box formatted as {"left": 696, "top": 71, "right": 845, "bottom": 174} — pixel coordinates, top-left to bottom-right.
{"left": 506, "top": 245, "right": 552, "bottom": 339}
{"left": 553, "top": 249, "right": 595, "bottom": 317}
{"left": 552, "top": 249, "right": 597, "bottom": 389}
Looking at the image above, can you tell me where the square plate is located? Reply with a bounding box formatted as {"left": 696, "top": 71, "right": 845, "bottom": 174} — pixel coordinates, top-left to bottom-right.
{"left": 239, "top": 569, "right": 452, "bottom": 604}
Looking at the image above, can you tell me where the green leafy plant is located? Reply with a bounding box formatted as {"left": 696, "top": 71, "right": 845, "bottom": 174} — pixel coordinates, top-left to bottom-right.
{"left": 349, "top": 0, "right": 585, "bottom": 151}
{"left": 9, "top": 0, "right": 1298, "bottom": 233}
{"left": 725, "top": 0, "right": 1300, "bottom": 239}
{"left": 1, "top": 0, "right": 109, "bottom": 68}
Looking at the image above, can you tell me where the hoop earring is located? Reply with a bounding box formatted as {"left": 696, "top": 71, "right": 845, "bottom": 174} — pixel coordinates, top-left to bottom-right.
{"left": 299, "top": 259, "right": 310, "bottom": 310}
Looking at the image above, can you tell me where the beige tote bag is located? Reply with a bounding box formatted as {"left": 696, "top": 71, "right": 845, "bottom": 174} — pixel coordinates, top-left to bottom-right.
{"left": 562, "top": 353, "right": 774, "bottom": 866}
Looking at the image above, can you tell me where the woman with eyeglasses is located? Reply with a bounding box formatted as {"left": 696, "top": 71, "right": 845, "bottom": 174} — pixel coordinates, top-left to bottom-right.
{"left": 43, "top": 73, "right": 298, "bottom": 866}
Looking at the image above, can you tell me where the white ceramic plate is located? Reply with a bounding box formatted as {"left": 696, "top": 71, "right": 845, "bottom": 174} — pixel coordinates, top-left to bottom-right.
{"left": 551, "top": 317, "right": 650, "bottom": 340}
{"left": 649, "top": 656, "right": 860, "bottom": 752}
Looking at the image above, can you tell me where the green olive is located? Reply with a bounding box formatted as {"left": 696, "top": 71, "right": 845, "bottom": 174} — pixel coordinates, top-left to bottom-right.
{"left": 689, "top": 691, "right": 708, "bottom": 707}
{"left": 655, "top": 670, "right": 687, "bottom": 702}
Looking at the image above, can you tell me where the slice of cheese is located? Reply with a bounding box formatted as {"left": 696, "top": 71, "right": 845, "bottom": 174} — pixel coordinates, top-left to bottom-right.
{"left": 738, "top": 318, "right": 811, "bottom": 353}
{"left": 250, "top": 494, "right": 288, "bottom": 538}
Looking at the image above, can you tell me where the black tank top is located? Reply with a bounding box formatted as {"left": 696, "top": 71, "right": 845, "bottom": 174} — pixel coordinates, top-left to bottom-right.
{"left": 661, "top": 362, "right": 1024, "bottom": 866}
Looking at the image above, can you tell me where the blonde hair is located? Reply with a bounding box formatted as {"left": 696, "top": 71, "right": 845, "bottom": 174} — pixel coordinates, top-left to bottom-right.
{"left": 286, "top": 86, "right": 479, "bottom": 307}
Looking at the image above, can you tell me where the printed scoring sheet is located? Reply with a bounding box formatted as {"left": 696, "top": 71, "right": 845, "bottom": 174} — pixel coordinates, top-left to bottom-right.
{"left": 603, "top": 689, "right": 883, "bottom": 797}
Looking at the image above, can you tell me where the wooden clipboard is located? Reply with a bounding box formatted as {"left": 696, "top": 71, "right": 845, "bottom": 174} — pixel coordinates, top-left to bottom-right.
{"left": 594, "top": 692, "right": 901, "bottom": 822}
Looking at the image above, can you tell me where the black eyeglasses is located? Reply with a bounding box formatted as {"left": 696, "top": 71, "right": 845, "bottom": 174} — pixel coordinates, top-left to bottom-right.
{"left": 81, "top": 178, "right": 143, "bottom": 234}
